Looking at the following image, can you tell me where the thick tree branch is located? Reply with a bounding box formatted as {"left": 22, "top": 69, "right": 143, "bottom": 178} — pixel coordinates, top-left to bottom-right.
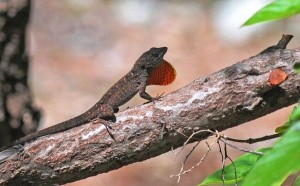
{"left": 1, "top": 35, "right": 300, "bottom": 185}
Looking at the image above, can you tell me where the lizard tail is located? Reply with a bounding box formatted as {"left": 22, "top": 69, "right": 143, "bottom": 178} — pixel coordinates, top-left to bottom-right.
{"left": 0, "top": 112, "right": 89, "bottom": 158}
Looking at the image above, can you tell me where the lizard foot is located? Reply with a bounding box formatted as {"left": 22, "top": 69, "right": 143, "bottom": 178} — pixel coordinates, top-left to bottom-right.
{"left": 153, "top": 92, "right": 165, "bottom": 101}
{"left": 91, "top": 118, "right": 112, "bottom": 129}
{"left": 143, "top": 92, "right": 165, "bottom": 104}
{"left": 91, "top": 118, "right": 116, "bottom": 141}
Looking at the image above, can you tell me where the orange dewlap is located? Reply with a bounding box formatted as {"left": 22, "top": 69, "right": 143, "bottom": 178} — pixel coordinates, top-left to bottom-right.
{"left": 147, "top": 59, "right": 176, "bottom": 86}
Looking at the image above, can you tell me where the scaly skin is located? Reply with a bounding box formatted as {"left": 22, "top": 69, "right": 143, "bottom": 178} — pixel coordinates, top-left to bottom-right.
{"left": 0, "top": 47, "right": 170, "bottom": 152}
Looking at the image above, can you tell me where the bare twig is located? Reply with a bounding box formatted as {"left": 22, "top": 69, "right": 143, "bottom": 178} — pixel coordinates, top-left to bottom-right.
{"left": 224, "top": 143, "right": 238, "bottom": 186}
{"left": 217, "top": 137, "right": 239, "bottom": 186}
{"left": 224, "top": 133, "right": 280, "bottom": 144}
{"left": 170, "top": 129, "right": 219, "bottom": 183}
{"left": 217, "top": 140, "right": 226, "bottom": 185}
{"left": 170, "top": 141, "right": 214, "bottom": 182}
{"left": 219, "top": 138, "right": 264, "bottom": 156}
{"left": 277, "top": 34, "right": 293, "bottom": 49}
{"left": 172, "top": 129, "right": 214, "bottom": 155}
{"left": 171, "top": 129, "right": 264, "bottom": 183}
{"left": 171, "top": 141, "right": 201, "bottom": 183}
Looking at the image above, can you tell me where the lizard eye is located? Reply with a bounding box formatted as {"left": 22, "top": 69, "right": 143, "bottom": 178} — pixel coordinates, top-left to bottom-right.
{"left": 152, "top": 53, "right": 159, "bottom": 57}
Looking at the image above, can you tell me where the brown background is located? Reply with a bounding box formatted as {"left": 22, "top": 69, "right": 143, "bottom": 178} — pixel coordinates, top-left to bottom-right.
{"left": 28, "top": 1, "right": 299, "bottom": 185}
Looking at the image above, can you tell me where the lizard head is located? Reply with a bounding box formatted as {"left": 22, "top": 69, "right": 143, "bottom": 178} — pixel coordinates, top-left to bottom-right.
{"left": 134, "top": 47, "right": 176, "bottom": 86}
{"left": 134, "top": 47, "right": 168, "bottom": 69}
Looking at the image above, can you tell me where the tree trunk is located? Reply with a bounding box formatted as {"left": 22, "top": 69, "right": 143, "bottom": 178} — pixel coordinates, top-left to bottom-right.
{"left": 0, "top": 0, "right": 41, "bottom": 147}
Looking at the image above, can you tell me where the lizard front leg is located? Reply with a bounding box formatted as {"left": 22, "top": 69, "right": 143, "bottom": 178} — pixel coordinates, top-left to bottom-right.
{"left": 139, "top": 74, "right": 162, "bottom": 102}
{"left": 139, "top": 84, "right": 153, "bottom": 101}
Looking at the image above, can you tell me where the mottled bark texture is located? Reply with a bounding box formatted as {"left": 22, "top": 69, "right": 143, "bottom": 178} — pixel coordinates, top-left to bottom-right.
{"left": 0, "top": 0, "right": 41, "bottom": 147}
{"left": 1, "top": 35, "right": 300, "bottom": 185}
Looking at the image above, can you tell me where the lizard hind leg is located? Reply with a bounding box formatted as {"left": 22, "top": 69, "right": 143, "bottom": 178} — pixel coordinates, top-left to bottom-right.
{"left": 92, "top": 104, "right": 116, "bottom": 141}
{"left": 97, "top": 104, "right": 116, "bottom": 122}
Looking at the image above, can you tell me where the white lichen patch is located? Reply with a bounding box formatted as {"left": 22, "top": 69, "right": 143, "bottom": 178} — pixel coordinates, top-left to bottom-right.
{"left": 81, "top": 125, "right": 106, "bottom": 140}
{"left": 156, "top": 86, "right": 221, "bottom": 112}
{"left": 189, "top": 87, "right": 221, "bottom": 103}
{"left": 116, "top": 104, "right": 153, "bottom": 122}
{"left": 37, "top": 144, "right": 55, "bottom": 156}
{"left": 117, "top": 114, "right": 144, "bottom": 122}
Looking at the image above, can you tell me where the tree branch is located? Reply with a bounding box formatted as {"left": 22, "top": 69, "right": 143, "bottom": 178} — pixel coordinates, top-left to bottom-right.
{"left": 1, "top": 35, "right": 300, "bottom": 185}
{"left": 225, "top": 133, "right": 281, "bottom": 144}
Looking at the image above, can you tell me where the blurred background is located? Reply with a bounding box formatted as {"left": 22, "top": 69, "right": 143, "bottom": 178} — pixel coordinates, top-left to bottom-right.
{"left": 25, "top": 0, "right": 300, "bottom": 185}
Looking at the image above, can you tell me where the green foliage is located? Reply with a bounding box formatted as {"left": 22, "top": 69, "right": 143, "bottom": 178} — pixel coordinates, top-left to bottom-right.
{"left": 242, "top": 121, "right": 300, "bottom": 185}
{"left": 243, "top": 0, "right": 300, "bottom": 26}
{"left": 199, "top": 122, "right": 300, "bottom": 186}
{"left": 294, "top": 175, "right": 300, "bottom": 186}
{"left": 294, "top": 63, "right": 300, "bottom": 74}
{"left": 276, "top": 103, "right": 300, "bottom": 133}
{"left": 199, "top": 103, "right": 300, "bottom": 185}
{"left": 198, "top": 149, "right": 270, "bottom": 186}
{"left": 275, "top": 121, "right": 290, "bottom": 134}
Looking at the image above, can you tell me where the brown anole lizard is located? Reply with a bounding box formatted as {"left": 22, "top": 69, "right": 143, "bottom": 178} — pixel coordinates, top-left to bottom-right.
{"left": 0, "top": 47, "right": 176, "bottom": 154}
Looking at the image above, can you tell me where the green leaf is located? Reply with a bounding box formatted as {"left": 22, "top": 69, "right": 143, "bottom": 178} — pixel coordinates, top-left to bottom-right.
{"left": 276, "top": 103, "right": 300, "bottom": 133}
{"left": 242, "top": 122, "right": 300, "bottom": 186}
{"left": 243, "top": 0, "right": 300, "bottom": 26}
{"left": 275, "top": 121, "right": 290, "bottom": 133}
{"left": 290, "top": 104, "right": 300, "bottom": 122}
{"left": 293, "top": 175, "right": 300, "bottom": 186}
{"left": 294, "top": 63, "right": 300, "bottom": 74}
{"left": 198, "top": 148, "right": 270, "bottom": 186}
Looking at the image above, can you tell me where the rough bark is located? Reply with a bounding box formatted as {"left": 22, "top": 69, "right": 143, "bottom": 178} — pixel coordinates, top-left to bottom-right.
{"left": 0, "top": 35, "right": 299, "bottom": 185}
{"left": 0, "top": 0, "right": 41, "bottom": 147}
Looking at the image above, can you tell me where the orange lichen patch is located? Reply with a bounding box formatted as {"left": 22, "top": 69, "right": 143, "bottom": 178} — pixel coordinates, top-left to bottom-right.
{"left": 147, "top": 59, "right": 176, "bottom": 86}
{"left": 268, "top": 68, "right": 288, "bottom": 86}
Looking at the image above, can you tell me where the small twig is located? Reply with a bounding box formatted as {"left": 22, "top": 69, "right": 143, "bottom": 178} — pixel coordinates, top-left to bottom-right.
{"left": 217, "top": 137, "right": 239, "bottom": 186}
{"left": 171, "top": 141, "right": 201, "bottom": 183}
{"left": 171, "top": 130, "right": 190, "bottom": 155}
{"left": 217, "top": 140, "right": 226, "bottom": 185}
{"left": 171, "top": 129, "right": 267, "bottom": 184}
{"left": 219, "top": 138, "right": 263, "bottom": 156}
{"left": 227, "top": 156, "right": 238, "bottom": 186}
{"left": 170, "top": 129, "right": 219, "bottom": 182}
{"left": 276, "top": 34, "right": 293, "bottom": 49}
{"left": 224, "top": 133, "right": 280, "bottom": 144}
{"left": 170, "top": 141, "right": 214, "bottom": 182}
{"left": 223, "top": 143, "right": 238, "bottom": 186}
{"left": 172, "top": 129, "right": 214, "bottom": 155}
